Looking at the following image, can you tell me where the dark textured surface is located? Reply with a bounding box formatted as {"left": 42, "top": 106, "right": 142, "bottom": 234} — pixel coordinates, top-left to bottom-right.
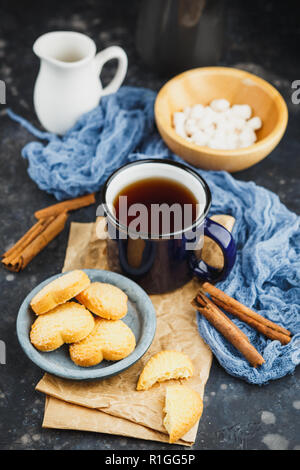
{"left": 0, "top": 0, "right": 299, "bottom": 450}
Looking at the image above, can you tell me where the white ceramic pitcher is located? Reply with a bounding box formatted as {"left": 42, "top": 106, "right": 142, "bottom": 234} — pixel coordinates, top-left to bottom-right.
{"left": 33, "top": 31, "right": 128, "bottom": 134}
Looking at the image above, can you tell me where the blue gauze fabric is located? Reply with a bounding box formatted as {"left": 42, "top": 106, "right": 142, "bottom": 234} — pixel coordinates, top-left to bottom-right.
{"left": 7, "top": 86, "right": 300, "bottom": 385}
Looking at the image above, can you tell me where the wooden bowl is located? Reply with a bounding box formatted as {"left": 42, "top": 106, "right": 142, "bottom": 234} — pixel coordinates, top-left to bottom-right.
{"left": 155, "top": 67, "right": 288, "bottom": 172}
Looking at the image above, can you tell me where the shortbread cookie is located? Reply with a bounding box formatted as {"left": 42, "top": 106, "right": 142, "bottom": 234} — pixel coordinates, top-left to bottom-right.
{"left": 163, "top": 385, "right": 203, "bottom": 443}
{"left": 69, "top": 318, "right": 136, "bottom": 367}
{"left": 30, "top": 302, "right": 95, "bottom": 352}
{"left": 76, "top": 282, "right": 128, "bottom": 320}
{"left": 136, "top": 350, "right": 194, "bottom": 391}
{"left": 30, "top": 270, "right": 91, "bottom": 315}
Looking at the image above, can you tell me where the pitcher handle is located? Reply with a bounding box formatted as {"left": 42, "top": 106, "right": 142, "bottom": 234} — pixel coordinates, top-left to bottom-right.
{"left": 95, "top": 46, "right": 128, "bottom": 96}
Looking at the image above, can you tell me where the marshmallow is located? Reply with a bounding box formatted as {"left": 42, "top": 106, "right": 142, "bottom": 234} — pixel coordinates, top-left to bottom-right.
{"left": 198, "top": 114, "right": 215, "bottom": 131}
{"left": 238, "top": 128, "right": 257, "bottom": 147}
{"left": 185, "top": 118, "right": 198, "bottom": 136}
{"left": 209, "top": 136, "right": 228, "bottom": 150}
{"left": 183, "top": 106, "right": 192, "bottom": 118}
{"left": 231, "top": 104, "right": 252, "bottom": 120}
{"left": 189, "top": 104, "right": 205, "bottom": 120}
{"left": 173, "top": 112, "right": 186, "bottom": 138}
{"left": 203, "top": 124, "right": 216, "bottom": 138}
{"left": 191, "top": 130, "right": 208, "bottom": 146}
{"left": 226, "top": 133, "right": 239, "bottom": 150}
{"left": 210, "top": 99, "right": 230, "bottom": 113}
{"left": 232, "top": 117, "right": 247, "bottom": 132}
{"left": 247, "top": 116, "right": 262, "bottom": 130}
{"left": 217, "top": 118, "right": 235, "bottom": 134}
{"left": 173, "top": 112, "right": 185, "bottom": 126}
{"left": 173, "top": 100, "right": 262, "bottom": 150}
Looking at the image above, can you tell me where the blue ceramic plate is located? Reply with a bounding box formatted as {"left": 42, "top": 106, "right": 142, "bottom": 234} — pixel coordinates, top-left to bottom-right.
{"left": 17, "top": 269, "right": 156, "bottom": 380}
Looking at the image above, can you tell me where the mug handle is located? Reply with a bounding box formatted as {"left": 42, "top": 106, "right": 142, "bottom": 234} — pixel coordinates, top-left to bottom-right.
{"left": 95, "top": 46, "right": 128, "bottom": 96}
{"left": 189, "top": 217, "right": 236, "bottom": 283}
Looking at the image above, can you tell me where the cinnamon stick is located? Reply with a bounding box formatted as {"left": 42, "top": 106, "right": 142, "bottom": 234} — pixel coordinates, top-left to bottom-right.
{"left": 202, "top": 282, "right": 291, "bottom": 338}
{"left": 195, "top": 292, "right": 250, "bottom": 344}
{"left": 34, "top": 193, "right": 96, "bottom": 219}
{"left": 2, "top": 212, "right": 68, "bottom": 272}
{"left": 2, "top": 217, "right": 55, "bottom": 262}
{"left": 209, "top": 295, "right": 291, "bottom": 345}
{"left": 193, "top": 292, "right": 265, "bottom": 367}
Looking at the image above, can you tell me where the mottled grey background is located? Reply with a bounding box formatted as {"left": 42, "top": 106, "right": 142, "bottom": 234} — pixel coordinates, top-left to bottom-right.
{"left": 0, "top": 0, "right": 299, "bottom": 450}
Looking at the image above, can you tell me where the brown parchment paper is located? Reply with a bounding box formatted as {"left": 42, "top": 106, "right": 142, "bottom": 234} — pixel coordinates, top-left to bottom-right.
{"left": 36, "top": 215, "right": 235, "bottom": 446}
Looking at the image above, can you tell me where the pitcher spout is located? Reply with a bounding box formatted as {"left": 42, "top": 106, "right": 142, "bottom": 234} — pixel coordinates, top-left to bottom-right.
{"left": 33, "top": 31, "right": 96, "bottom": 66}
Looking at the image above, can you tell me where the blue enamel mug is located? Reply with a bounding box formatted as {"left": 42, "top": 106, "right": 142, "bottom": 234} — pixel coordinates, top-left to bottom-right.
{"left": 101, "top": 159, "right": 236, "bottom": 294}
